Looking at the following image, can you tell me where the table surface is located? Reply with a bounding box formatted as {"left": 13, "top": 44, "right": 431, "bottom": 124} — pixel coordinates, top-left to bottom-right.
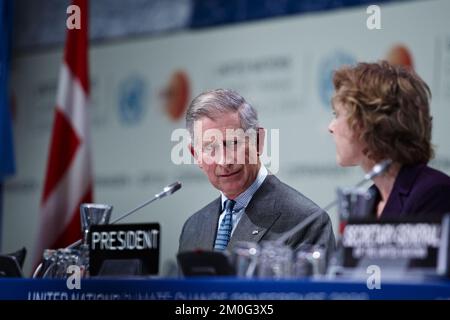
{"left": 1, "top": 276, "right": 450, "bottom": 300}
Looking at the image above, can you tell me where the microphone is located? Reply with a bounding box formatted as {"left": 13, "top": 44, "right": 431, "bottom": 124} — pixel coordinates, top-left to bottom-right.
{"left": 358, "top": 159, "right": 392, "bottom": 187}
{"left": 276, "top": 160, "right": 392, "bottom": 245}
{"left": 66, "top": 181, "right": 182, "bottom": 249}
{"left": 323, "top": 159, "right": 392, "bottom": 212}
{"left": 111, "top": 181, "right": 182, "bottom": 224}
{"left": 33, "top": 181, "right": 182, "bottom": 277}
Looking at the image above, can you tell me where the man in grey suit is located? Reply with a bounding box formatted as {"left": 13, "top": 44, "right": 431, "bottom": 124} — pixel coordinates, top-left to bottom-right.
{"left": 179, "top": 89, "right": 335, "bottom": 254}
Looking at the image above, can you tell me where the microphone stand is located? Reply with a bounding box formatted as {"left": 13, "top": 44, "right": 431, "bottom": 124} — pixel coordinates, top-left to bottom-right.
{"left": 110, "top": 193, "right": 166, "bottom": 225}
{"left": 320, "top": 159, "right": 392, "bottom": 213}
{"left": 276, "top": 160, "right": 392, "bottom": 246}
{"left": 66, "top": 181, "right": 182, "bottom": 249}
{"left": 33, "top": 182, "right": 182, "bottom": 277}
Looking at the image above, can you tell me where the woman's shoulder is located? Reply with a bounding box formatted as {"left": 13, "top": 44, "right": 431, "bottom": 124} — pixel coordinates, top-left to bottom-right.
{"left": 418, "top": 164, "right": 450, "bottom": 186}
{"left": 402, "top": 164, "right": 450, "bottom": 216}
{"left": 397, "top": 163, "right": 450, "bottom": 198}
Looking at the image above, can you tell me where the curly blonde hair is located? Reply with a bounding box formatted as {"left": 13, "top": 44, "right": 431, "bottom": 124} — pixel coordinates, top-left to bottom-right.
{"left": 332, "top": 61, "right": 434, "bottom": 164}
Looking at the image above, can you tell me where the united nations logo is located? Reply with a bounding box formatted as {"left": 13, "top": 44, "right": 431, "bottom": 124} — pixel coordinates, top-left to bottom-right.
{"left": 318, "top": 51, "right": 356, "bottom": 108}
{"left": 118, "top": 76, "right": 148, "bottom": 125}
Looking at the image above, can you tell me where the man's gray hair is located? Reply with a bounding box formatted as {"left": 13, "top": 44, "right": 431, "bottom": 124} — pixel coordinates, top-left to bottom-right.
{"left": 186, "top": 89, "right": 259, "bottom": 137}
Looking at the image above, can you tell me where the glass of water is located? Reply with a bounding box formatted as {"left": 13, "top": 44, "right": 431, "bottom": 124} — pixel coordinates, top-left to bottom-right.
{"left": 257, "top": 241, "right": 293, "bottom": 279}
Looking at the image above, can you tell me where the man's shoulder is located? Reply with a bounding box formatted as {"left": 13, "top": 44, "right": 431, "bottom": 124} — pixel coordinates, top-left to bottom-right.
{"left": 265, "top": 175, "right": 320, "bottom": 203}
{"left": 258, "top": 175, "right": 334, "bottom": 248}
{"left": 262, "top": 175, "right": 325, "bottom": 215}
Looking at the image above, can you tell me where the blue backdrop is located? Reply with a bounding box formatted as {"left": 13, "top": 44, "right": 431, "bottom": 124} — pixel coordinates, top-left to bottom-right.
{"left": 0, "top": 0, "right": 15, "bottom": 250}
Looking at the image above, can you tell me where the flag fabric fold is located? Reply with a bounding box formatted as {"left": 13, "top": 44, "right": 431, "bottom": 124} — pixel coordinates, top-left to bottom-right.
{"left": 33, "top": 0, "right": 93, "bottom": 267}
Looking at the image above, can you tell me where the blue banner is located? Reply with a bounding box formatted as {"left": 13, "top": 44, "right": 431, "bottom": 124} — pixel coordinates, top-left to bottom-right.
{"left": 0, "top": 0, "right": 15, "bottom": 181}
{"left": 0, "top": 277, "right": 450, "bottom": 300}
{"left": 190, "top": 0, "right": 396, "bottom": 29}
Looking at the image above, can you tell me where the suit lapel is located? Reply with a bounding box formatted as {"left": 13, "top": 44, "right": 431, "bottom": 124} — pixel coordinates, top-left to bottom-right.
{"left": 199, "top": 197, "right": 222, "bottom": 249}
{"left": 382, "top": 164, "right": 424, "bottom": 217}
{"left": 228, "top": 176, "right": 281, "bottom": 248}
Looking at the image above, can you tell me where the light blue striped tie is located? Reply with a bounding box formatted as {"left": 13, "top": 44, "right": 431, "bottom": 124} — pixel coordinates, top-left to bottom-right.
{"left": 214, "top": 199, "right": 236, "bottom": 251}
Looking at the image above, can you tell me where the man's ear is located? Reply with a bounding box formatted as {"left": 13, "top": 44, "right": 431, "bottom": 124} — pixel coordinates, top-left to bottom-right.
{"left": 189, "top": 143, "right": 202, "bottom": 168}
{"left": 257, "top": 127, "right": 265, "bottom": 156}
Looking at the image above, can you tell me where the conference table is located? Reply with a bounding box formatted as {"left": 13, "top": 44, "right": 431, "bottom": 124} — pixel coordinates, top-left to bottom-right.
{"left": 1, "top": 276, "right": 449, "bottom": 300}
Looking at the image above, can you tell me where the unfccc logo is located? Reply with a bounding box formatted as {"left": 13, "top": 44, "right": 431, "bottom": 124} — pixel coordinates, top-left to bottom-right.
{"left": 318, "top": 51, "right": 356, "bottom": 108}
{"left": 118, "top": 75, "right": 148, "bottom": 126}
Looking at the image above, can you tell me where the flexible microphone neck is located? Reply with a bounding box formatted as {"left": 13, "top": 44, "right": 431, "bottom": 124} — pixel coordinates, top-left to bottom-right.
{"left": 359, "top": 159, "right": 393, "bottom": 187}
{"left": 33, "top": 182, "right": 182, "bottom": 277}
{"left": 110, "top": 181, "right": 182, "bottom": 224}
{"left": 65, "top": 181, "right": 182, "bottom": 249}
{"left": 276, "top": 160, "right": 392, "bottom": 246}
{"left": 323, "top": 159, "right": 392, "bottom": 212}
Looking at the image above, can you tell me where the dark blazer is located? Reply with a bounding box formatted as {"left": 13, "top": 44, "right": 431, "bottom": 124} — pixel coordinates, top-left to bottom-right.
{"left": 178, "top": 175, "right": 336, "bottom": 253}
{"left": 370, "top": 163, "right": 450, "bottom": 220}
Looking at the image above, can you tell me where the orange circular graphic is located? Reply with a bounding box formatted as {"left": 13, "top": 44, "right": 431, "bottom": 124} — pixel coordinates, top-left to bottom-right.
{"left": 386, "top": 44, "right": 414, "bottom": 69}
{"left": 160, "top": 70, "right": 190, "bottom": 121}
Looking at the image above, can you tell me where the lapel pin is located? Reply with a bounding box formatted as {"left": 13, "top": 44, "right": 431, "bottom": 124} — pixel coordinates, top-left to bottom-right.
{"left": 252, "top": 230, "right": 259, "bottom": 235}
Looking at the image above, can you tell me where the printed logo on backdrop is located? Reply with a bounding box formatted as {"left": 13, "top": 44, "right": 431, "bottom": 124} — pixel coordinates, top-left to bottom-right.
{"left": 318, "top": 51, "right": 356, "bottom": 108}
{"left": 118, "top": 75, "right": 148, "bottom": 126}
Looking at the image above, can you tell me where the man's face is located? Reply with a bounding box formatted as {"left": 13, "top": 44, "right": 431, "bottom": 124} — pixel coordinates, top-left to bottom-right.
{"left": 191, "top": 112, "right": 261, "bottom": 199}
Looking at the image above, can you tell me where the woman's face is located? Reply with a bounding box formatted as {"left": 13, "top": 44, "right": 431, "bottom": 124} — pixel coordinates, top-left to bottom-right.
{"left": 328, "top": 98, "right": 365, "bottom": 167}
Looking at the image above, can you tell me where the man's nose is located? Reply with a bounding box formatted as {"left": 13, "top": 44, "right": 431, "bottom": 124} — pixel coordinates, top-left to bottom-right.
{"left": 217, "top": 147, "right": 235, "bottom": 165}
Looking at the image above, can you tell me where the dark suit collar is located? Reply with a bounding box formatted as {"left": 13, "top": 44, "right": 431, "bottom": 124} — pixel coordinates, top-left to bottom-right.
{"left": 228, "top": 175, "right": 281, "bottom": 248}
{"left": 376, "top": 163, "right": 426, "bottom": 217}
{"left": 393, "top": 163, "right": 426, "bottom": 196}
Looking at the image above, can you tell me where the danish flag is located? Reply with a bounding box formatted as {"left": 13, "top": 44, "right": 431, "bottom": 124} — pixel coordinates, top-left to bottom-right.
{"left": 33, "top": 0, "right": 93, "bottom": 267}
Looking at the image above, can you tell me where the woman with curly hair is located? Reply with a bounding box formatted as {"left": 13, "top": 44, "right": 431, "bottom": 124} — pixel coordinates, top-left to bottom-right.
{"left": 328, "top": 61, "right": 450, "bottom": 219}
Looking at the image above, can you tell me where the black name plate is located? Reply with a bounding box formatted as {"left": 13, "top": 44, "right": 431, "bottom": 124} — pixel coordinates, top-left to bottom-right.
{"left": 89, "top": 223, "right": 160, "bottom": 276}
{"left": 342, "top": 221, "right": 441, "bottom": 268}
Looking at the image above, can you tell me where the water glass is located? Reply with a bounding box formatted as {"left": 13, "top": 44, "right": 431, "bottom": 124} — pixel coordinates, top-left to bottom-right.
{"left": 231, "top": 241, "right": 260, "bottom": 278}
{"left": 257, "top": 241, "right": 293, "bottom": 279}
{"left": 293, "top": 245, "right": 327, "bottom": 277}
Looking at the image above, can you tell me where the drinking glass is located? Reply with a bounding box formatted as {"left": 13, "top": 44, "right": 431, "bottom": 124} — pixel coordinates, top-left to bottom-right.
{"left": 257, "top": 241, "right": 293, "bottom": 279}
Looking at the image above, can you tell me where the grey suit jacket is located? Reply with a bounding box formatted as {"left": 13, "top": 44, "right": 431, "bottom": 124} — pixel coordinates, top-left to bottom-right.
{"left": 178, "top": 175, "right": 335, "bottom": 254}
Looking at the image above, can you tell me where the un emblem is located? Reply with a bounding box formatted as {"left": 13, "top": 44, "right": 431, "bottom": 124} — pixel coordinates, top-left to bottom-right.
{"left": 318, "top": 51, "right": 356, "bottom": 108}
{"left": 118, "top": 76, "right": 148, "bottom": 125}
